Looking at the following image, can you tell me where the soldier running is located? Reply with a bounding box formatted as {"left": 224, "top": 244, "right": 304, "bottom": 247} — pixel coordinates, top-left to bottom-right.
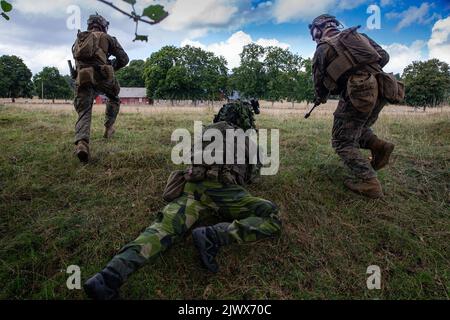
{"left": 71, "top": 14, "right": 129, "bottom": 163}
{"left": 309, "top": 14, "right": 403, "bottom": 198}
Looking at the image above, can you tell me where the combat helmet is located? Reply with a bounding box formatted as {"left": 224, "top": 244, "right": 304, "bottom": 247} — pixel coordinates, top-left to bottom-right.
{"left": 308, "top": 14, "right": 343, "bottom": 41}
{"left": 87, "top": 13, "right": 110, "bottom": 32}
{"left": 214, "top": 99, "right": 260, "bottom": 131}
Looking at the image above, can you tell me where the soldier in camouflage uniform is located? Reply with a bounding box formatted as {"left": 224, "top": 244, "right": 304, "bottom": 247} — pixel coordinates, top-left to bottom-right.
{"left": 72, "top": 14, "right": 129, "bottom": 163}
{"left": 84, "top": 101, "right": 281, "bottom": 300}
{"left": 310, "top": 14, "right": 396, "bottom": 199}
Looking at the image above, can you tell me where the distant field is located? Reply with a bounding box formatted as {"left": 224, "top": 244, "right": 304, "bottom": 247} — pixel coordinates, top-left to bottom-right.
{"left": 2, "top": 99, "right": 450, "bottom": 117}
{"left": 0, "top": 104, "right": 449, "bottom": 300}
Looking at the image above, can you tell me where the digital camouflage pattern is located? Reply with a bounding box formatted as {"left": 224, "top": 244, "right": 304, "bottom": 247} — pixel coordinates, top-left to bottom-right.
{"left": 312, "top": 26, "right": 391, "bottom": 180}
{"left": 104, "top": 180, "right": 281, "bottom": 282}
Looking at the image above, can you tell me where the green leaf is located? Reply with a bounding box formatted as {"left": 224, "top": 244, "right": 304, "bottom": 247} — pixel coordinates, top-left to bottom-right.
{"left": 1, "top": 12, "right": 9, "bottom": 20}
{"left": 142, "top": 5, "right": 169, "bottom": 23}
{"left": 1, "top": 0, "right": 12, "bottom": 13}
{"left": 133, "top": 34, "right": 148, "bottom": 42}
{"left": 122, "top": 0, "right": 136, "bottom": 5}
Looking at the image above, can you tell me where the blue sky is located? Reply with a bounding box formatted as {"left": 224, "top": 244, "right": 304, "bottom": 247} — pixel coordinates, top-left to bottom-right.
{"left": 1, "top": 0, "right": 449, "bottom": 75}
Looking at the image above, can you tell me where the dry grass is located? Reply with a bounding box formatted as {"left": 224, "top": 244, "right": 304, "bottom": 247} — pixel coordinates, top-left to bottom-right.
{"left": 0, "top": 104, "right": 449, "bottom": 300}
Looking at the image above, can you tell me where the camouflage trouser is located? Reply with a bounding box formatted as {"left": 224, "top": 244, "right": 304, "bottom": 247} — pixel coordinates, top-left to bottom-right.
{"left": 74, "top": 76, "right": 120, "bottom": 144}
{"left": 332, "top": 93, "right": 387, "bottom": 180}
{"left": 105, "top": 180, "right": 282, "bottom": 282}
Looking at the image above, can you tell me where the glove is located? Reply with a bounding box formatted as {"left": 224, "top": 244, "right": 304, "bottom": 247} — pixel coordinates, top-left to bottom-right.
{"left": 314, "top": 96, "right": 327, "bottom": 105}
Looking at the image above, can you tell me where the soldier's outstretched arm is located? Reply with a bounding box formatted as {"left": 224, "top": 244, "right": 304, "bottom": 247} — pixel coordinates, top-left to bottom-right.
{"left": 109, "top": 36, "right": 130, "bottom": 71}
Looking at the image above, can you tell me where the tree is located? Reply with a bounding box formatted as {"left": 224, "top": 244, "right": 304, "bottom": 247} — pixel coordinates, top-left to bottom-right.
{"left": 1, "top": 0, "right": 12, "bottom": 20}
{"left": 293, "top": 58, "right": 315, "bottom": 106}
{"left": 402, "top": 59, "right": 450, "bottom": 111}
{"left": 33, "top": 67, "right": 73, "bottom": 100}
{"left": 264, "top": 46, "right": 304, "bottom": 107}
{"left": 116, "top": 60, "right": 145, "bottom": 87}
{"left": 143, "top": 45, "right": 228, "bottom": 104}
{"left": 0, "top": 55, "right": 33, "bottom": 100}
{"left": 144, "top": 46, "right": 182, "bottom": 101}
{"left": 231, "top": 44, "right": 267, "bottom": 99}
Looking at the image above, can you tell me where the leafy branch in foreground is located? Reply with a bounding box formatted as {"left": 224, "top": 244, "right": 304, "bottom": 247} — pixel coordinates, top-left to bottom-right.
{"left": 97, "top": 0, "right": 169, "bottom": 42}
{"left": 1, "top": 0, "right": 13, "bottom": 21}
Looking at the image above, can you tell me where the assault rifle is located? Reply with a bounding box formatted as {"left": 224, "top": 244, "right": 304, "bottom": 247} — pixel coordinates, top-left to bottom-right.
{"left": 68, "top": 60, "right": 77, "bottom": 80}
{"left": 304, "top": 102, "right": 321, "bottom": 119}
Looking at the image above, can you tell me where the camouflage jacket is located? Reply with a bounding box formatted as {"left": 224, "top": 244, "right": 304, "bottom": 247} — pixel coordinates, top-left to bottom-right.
{"left": 313, "top": 31, "right": 389, "bottom": 100}
{"left": 73, "top": 31, "right": 129, "bottom": 71}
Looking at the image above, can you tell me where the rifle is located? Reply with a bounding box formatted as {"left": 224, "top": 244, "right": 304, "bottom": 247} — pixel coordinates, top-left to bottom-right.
{"left": 68, "top": 60, "right": 77, "bottom": 79}
{"left": 304, "top": 102, "right": 321, "bottom": 119}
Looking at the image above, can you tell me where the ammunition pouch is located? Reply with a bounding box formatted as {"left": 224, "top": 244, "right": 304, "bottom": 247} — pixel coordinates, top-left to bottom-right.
{"left": 376, "top": 72, "right": 405, "bottom": 104}
{"left": 76, "top": 67, "right": 95, "bottom": 88}
{"left": 347, "top": 71, "right": 378, "bottom": 113}
{"left": 163, "top": 170, "right": 187, "bottom": 202}
{"left": 99, "top": 65, "right": 114, "bottom": 82}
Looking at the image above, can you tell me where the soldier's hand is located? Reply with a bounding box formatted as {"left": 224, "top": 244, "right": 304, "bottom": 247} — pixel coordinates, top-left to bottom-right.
{"left": 314, "top": 97, "right": 326, "bottom": 105}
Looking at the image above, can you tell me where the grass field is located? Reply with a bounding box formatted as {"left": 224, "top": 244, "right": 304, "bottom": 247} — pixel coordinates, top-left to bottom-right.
{"left": 0, "top": 104, "right": 449, "bottom": 300}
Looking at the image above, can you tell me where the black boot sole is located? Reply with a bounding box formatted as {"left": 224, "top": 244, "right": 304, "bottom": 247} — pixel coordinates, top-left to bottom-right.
{"left": 192, "top": 229, "right": 219, "bottom": 274}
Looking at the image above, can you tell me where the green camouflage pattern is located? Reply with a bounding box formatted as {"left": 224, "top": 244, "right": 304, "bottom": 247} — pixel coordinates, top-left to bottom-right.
{"left": 214, "top": 102, "right": 257, "bottom": 131}
{"left": 105, "top": 180, "right": 281, "bottom": 282}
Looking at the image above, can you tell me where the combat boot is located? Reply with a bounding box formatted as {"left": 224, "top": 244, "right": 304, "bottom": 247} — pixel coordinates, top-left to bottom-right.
{"left": 104, "top": 125, "right": 116, "bottom": 139}
{"left": 192, "top": 224, "right": 231, "bottom": 273}
{"left": 84, "top": 268, "right": 122, "bottom": 300}
{"left": 75, "top": 140, "right": 90, "bottom": 163}
{"left": 368, "top": 137, "right": 395, "bottom": 171}
{"left": 344, "top": 177, "right": 384, "bottom": 199}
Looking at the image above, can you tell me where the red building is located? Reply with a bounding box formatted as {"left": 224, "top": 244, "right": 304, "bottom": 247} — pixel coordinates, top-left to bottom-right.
{"left": 95, "top": 87, "right": 150, "bottom": 105}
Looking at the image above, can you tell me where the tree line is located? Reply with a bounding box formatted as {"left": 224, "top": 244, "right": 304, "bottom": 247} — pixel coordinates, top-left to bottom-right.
{"left": 1, "top": 48, "right": 449, "bottom": 109}
{"left": 127, "top": 44, "right": 315, "bottom": 106}
{"left": 0, "top": 55, "right": 73, "bottom": 101}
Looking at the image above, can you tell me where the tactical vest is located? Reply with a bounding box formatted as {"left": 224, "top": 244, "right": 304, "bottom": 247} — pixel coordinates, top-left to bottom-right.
{"left": 186, "top": 122, "right": 260, "bottom": 186}
{"left": 73, "top": 31, "right": 108, "bottom": 65}
{"left": 321, "top": 28, "right": 382, "bottom": 91}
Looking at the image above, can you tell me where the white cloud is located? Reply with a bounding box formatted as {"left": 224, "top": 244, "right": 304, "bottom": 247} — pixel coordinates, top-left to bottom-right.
{"left": 272, "top": 0, "right": 336, "bottom": 23}
{"left": 160, "top": 0, "right": 239, "bottom": 33}
{"left": 428, "top": 16, "right": 450, "bottom": 64}
{"left": 181, "top": 31, "right": 290, "bottom": 69}
{"left": 271, "top": 0, "right": 368, "bottom": 23}
{"left": 382, "top": 41, "right": 427, "bottom": 74}
{"left": 386, "top": 2, "right": 441, "bottom": 31}
{"left": 380, "top": 0, "right": 393, "bottom": 7}
{"left": 0, "top": 42, "right": 72, "bottom": 74}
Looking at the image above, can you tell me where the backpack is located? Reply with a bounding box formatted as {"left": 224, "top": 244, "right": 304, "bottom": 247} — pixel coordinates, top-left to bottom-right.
{"left": 73, "top": 31, "right": 107, "bottom": 64}
{"left": 321, "top": 27, "right": 382, "bottom": 91}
